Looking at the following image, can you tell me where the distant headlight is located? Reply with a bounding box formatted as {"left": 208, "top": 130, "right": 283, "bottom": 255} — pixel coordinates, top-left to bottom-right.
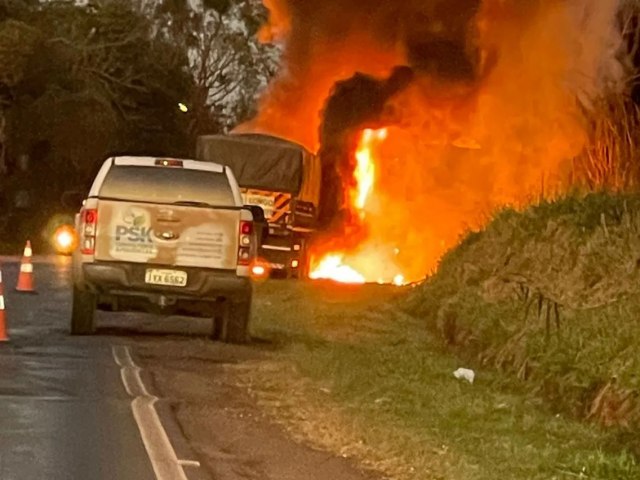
{"left": 53, "top": 225, "right": 78, "bottom": 255}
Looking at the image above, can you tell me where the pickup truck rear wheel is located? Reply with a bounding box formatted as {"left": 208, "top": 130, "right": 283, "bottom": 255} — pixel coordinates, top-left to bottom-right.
{"left": 71, "top": 286, "right": 96, "bottom": 335}
{"left": 212, "top": 298, "right": 250, "bottom": 344}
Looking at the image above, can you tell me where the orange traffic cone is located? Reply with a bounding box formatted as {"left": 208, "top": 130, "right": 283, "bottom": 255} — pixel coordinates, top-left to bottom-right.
{"left": 0, "top": 265, "right": 8, "bottom": 342}
{"left": 16, "top": 240, "right": 36, "bottom": 294}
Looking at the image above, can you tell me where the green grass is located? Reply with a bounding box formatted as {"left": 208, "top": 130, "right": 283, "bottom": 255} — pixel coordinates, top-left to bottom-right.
{"left": 245, "top": 280, "right": 640, "bottom": 480}
{"left": 405, "top": 193, "right": 640, "bottom": 428}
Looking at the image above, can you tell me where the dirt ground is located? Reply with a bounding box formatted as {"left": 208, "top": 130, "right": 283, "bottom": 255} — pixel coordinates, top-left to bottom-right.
{"left": 133, "top": 335, "right": 383, "bottom": 480}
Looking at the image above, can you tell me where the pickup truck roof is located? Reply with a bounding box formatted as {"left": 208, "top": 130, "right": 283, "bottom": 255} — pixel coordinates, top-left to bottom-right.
{"left": 87, "top": 156, "right": 242, "bottom": 206}
{"left": 113, "top": 156, "right": 225, "bottom": 172}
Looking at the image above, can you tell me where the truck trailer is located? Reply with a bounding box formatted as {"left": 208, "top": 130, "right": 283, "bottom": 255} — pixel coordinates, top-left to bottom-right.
{"left": 196, "top": 133, "right": 321, "bottom": 278}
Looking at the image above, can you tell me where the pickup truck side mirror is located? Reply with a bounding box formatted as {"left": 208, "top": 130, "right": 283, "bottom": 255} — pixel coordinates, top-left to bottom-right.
{"left": 244, "top": 205, "right": 268, "bottom": 245}
{"left": 245, "top": 205, "right": 266, "bottom": 224}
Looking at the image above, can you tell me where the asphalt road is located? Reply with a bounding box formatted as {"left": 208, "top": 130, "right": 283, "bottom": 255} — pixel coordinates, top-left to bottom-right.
{"left": 0, "top": 256, "right": 381, "bottom": 480}
{"left": 0, "top": 256, "right": 156, "bottom": 480}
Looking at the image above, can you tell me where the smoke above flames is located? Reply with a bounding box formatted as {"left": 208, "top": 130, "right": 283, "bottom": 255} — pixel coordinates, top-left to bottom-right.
{"left": 242, "top": 0, "right": 630, "bottom": 282}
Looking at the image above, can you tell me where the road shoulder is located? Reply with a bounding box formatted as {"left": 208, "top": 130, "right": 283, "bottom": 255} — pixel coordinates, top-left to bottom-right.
{"left": 136, "top": 340, "right": 381, "bottom": 480}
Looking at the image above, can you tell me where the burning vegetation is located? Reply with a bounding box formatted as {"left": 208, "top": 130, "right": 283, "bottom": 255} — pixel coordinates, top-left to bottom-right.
{"left": 241, "top": 0, "right": 632, "bottom": 284}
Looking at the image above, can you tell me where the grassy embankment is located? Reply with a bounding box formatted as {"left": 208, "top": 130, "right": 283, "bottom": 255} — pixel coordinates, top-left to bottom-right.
{"left": 236, "top": 192, "right": 640, "bottom": 480}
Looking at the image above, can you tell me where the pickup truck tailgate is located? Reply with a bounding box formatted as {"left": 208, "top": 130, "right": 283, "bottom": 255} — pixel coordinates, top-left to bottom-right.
{"left": 94, "top": 201, "right": 240, "bottom": 270}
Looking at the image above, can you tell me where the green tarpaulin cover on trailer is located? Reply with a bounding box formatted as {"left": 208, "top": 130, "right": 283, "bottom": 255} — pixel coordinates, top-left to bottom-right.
{"left": 196, "top": 133, "right": 321, "bottom": 204}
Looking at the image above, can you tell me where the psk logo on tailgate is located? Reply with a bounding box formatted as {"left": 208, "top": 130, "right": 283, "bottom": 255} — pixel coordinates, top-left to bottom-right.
{"left": 116, "top": 207, "right": 153, "bottom": 243}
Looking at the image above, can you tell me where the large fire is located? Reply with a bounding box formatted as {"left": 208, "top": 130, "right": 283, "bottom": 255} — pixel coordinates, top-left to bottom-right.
{"left": 309, "top": 254, "right": 365, "bottom": 284}
{"left": 309, "top": 128, "right": 402, "bottom": 284}
{"left": 241, "top": 0, "right": 629, "bottom": 284}
{"left": 353, "top": 128, "right": 384, "bottom": 213}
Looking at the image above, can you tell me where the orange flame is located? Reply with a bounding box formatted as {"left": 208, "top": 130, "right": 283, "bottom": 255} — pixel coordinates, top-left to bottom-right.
{"left": 309, "top": 128, "right": 408, "bottom": 285}
{"left": 308, "top": 254, "right": 365, "bottom": 284}
{"left": 246, "top": 1, "right": 627, "bottom": 284}
{"left": 353, "top": 129, "right": 386, "bottom": 214}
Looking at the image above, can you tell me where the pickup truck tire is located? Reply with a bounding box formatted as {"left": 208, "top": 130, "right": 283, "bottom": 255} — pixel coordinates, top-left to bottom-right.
{"left": 212, "top": 298, "right": 250, "bottom": 344}
{"left": 71, "top": 286, "right": 96, "bottom": 335}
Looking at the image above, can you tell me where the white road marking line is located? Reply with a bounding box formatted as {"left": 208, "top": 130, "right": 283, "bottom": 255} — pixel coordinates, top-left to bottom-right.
{"left": 131, "top": 396, "right": 189, "bottom": 480}
{"left": 113, "top": 346, "right": 146, "bottom": 397}
{"left": 111, "top": 345, "right": 201, "bottom": 480}
{"left": 112, "top": 344, "right": 136, "bottom": 368}
{"left": 120, "top": 366, "right": 150, "bottom": 397}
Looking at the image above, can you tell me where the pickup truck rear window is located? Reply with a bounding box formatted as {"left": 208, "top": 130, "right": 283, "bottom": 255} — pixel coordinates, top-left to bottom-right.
{"left": 98, "top": 165, "right": 236, "bottom": 206}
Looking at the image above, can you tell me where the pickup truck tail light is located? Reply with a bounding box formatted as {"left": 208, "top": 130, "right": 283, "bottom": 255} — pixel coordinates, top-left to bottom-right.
{"left": 80, "top": 208, "right": 98, "bottom": 255}
{"left": 238, "top": 220, "right": 253, "bottom": 266}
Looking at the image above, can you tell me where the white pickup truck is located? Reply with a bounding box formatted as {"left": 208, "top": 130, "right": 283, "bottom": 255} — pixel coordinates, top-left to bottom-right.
{"left": 71, "top": 156, "right": 259, "bottom": 343}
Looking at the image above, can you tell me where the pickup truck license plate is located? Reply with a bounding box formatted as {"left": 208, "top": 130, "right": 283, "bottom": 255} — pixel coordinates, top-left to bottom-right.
{"left": 145, "top": 269, "right": 188, "bottom": 287}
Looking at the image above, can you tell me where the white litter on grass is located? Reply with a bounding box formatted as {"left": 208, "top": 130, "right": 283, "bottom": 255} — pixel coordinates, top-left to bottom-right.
{"left": 453, "top": 368, "right": 475, "bottom": 384}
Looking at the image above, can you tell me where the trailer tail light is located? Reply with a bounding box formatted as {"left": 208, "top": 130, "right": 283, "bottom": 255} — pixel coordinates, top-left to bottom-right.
{"left": 249, "top": 257, "right": 272, "bottom": 280}
{"left": 80, "top": 208, "right": 98, "bottom": 255}
{"left": 252, "top": 264, "right": 266, "bottom": 276}
{"left": 238, "top": 220, "right": 253, "bottom": 266}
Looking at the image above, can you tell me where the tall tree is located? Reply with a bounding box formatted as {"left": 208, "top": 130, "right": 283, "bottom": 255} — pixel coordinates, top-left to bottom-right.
{"left": 9, "top": 0, "right": 193, "bottom": 172}
{"left": 151, "top": 0, "right": 280, "bottom": 143}
{"left": 0, "top": 18, "right": 39, "bottom": 172}
{"left": 0, "top": 0, "right": 195, "bottom": 238}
